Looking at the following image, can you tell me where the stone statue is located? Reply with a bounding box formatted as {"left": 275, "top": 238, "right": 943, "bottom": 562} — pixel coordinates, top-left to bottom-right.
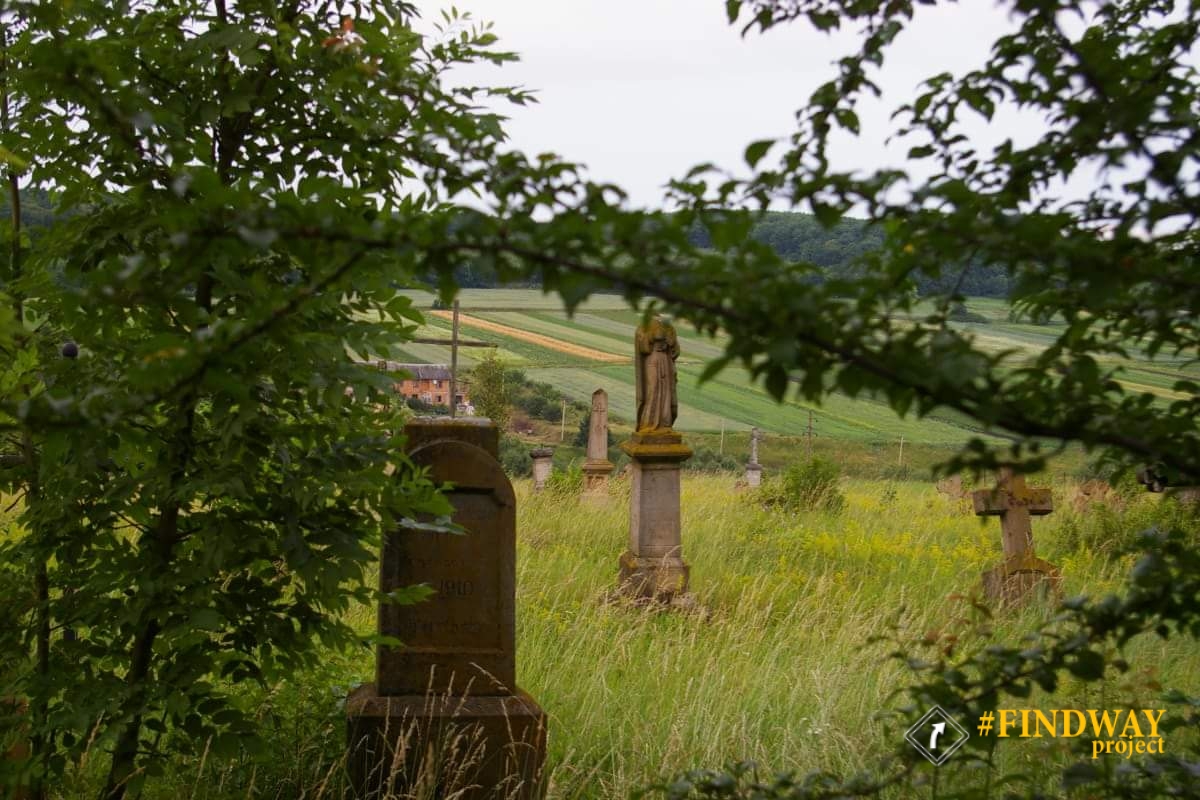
{"left": 634, "top": 315, "right": 680, "bottom": 432}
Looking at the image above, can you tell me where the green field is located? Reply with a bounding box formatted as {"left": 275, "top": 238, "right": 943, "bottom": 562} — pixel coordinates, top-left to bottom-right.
{"left": 384, "top": 290, "right": 1197, "bottom": 448}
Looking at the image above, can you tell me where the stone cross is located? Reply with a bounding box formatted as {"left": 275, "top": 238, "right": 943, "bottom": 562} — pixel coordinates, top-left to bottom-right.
{"left": 972, "top": 467, "right": 1061, "bottom": 605}
{"left": 581, "top": 388, "right": 614, "bottom": 496}
{"left": 744, "top": 427, "right": 764, "bottom": 488}
{"left": 347, "top": 417, "right": 545, "bottom": 799}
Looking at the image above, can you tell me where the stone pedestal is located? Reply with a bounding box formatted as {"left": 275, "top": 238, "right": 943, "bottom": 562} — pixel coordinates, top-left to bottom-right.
{"left": 347, "top": 418, "right": 546, "bottom": 799}
{"left": 346, "top": 687, "right": 545, "bottom": 800}
{"left": 981, "top": 553, "right": 1063, "bottom": 606}
{"left": 744, "top": 463, "right": 762, "bottom": 488}
{"left": 530, "top": 447, "right": 553, "bottom": 493}
{"left": 617, "top": 430, "right": 692, "bottom": 601}
{"left": 582, "top": 459, "right": 614, "bottom": 496}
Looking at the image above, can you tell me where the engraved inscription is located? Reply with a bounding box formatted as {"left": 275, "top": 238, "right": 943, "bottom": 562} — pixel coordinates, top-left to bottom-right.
{"left": 381, "top": 490, "right": 503, "bottom": 653}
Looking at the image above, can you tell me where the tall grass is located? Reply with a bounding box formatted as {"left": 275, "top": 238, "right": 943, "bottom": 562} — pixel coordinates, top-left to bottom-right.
{"left": 40, "top": 477, "right": 1200, "bottom": 798}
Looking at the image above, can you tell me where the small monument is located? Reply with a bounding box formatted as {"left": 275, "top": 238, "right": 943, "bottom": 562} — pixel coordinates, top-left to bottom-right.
{"left": 745, "top": 427, "right": 764, "bottom": 488}
{"left": 581, "top": 389, "right": 614, "bottom": 495}
{"left": 346, "top": 417, "right": 546, "bottom": 799}
{"left": 529, "top": 446, "right": 554, "bottom": 493}
{"left": 972, "top": 467, "right": 1062, "bottom": 606}
{"left": 617, "top": 316, "right": 692, "bottom": 602}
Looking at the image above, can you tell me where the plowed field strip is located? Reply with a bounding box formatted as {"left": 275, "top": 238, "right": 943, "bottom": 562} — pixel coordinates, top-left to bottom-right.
{"left": 429, "top": 310, "right": 628, "bottom": 363}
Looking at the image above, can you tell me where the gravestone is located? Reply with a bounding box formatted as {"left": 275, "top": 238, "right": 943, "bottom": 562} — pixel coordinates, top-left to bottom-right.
{"left": 346, "top": 417, "right": 546, "bottom": 799}
{"left": 529, "top": 447, "right": 553, "bottom": 493}
{"left": 618, "top": 317, "right": 693, "bottom": 603}
{"left": 581, "top": 389, "right": 614, "bottom": 495}
{"left": 744, "top": 427, "right": 764, "bottom": 488}
{"left": 972, "top": 467, "right": 1062, "bottom": 606}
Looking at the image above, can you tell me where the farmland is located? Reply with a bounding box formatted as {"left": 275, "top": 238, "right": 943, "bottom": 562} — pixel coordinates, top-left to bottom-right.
{"left": 384, "top": 289, "right": 1198, "bottom": 449}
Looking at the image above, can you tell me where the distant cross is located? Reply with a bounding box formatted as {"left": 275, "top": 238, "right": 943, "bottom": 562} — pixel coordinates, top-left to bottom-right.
{"left": 749, "top": 426, "right": 762, "bottom": 465}
{"left": 972, "top": 467, "right": 1053, "bottom": 560}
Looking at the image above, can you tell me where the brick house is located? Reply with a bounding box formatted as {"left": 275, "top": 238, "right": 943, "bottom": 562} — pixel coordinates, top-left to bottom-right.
{"left": 367, "top": 360, "right": 471, "bottom": 409}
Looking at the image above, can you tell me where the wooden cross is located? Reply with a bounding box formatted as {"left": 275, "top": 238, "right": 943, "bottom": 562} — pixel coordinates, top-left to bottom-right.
{"left": 972, "top": 467, "right": 1061, "bottom": 605}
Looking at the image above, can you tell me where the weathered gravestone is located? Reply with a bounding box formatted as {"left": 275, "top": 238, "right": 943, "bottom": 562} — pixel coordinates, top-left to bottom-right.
{"left": 618, "top": 317, "right": 693, "bottom": 603}
{"left": 529, "top": 447, "right": 554, "bottom": 493}
{"left": 744, "top": 427, "right": 764, "bottom": 488}
{"left": 346, "top": 417, "right": 546, "bottom": 799}
{"left": 972, "top": 467, "right": 1062, "bottom": 606}
{"left": 581, "top": 389, "right": 614, "bottom": 496}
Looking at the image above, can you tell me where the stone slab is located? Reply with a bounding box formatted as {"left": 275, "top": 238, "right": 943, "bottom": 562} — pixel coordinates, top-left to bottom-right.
{"left": 378, "top": 428, "right": 515, "bottom": 697}
{"left": 346, "top": 683, "right": 546, "bottom": 800}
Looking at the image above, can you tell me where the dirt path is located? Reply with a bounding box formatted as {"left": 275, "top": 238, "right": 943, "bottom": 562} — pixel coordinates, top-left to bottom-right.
{"left": 429, "top": 310, "right": 628, "bottom": 363}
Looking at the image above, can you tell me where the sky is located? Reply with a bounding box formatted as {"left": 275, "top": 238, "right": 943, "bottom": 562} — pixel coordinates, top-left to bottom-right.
{"left": 422, "top": 1, "right": 1026, "bottom": 209}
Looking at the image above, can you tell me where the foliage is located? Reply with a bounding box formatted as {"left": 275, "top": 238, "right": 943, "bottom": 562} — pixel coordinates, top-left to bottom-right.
{"left": 685, "top": 446, "right": 739, "bottom": 473}
{"left": 573, "top": 412, "right": 617, "bottom": 449}
{"left": 0, "top": 1, "right": 634, "bottom": 795}
{"left": 469, "top": 350, "right": 511, "bottom": 431}
{"left": 544, "top": 461, "right": 585, "bottom": 495}
{"left": 498, "top": 436, "right": 532, "bottom": 478}
{"left": 758, "top": 457, "right": 845, "bottom": 513}
{"left": 404, "top": 396, "right": 449, "bottom": 416}
{"left": 506, "top": 367, "right": 584, "bottom": 423}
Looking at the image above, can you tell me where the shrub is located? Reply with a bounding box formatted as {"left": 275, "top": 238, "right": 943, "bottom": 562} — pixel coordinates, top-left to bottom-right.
{"left": 758, "top": 456, "right": 844, "bottom": 512}
{"left": 544, "top": 461, "right": 584, "bottom": 495}
{"left": 499, "top": 437, "right": 532, "bottom": 478}
{"left": 686, "top": 446, "right": 739, "bottom": 473}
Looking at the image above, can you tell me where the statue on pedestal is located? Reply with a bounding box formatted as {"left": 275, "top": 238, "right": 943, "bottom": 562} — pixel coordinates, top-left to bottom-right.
{"left": 634, "top": 315, "right": 680, "bottom": 432}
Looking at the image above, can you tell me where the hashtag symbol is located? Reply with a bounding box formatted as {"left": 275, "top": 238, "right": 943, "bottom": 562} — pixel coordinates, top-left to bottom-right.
{"left": 977, "top": 711, "right": 994, "bottom": 735}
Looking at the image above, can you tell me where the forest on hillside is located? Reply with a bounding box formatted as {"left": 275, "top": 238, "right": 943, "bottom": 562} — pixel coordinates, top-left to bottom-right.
{"left": 2, "top": 190, "right": 1009, "bottom": 296}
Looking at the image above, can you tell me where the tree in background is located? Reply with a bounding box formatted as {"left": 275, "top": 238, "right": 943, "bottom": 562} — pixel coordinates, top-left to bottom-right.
{"left": 468, "top": 350, "right": 511, "bottom": 431}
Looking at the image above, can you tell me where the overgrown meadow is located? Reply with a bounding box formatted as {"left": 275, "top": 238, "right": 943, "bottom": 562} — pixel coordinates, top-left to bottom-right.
{"left": 28, "top": 476, "right": 1200, "bottom": 799}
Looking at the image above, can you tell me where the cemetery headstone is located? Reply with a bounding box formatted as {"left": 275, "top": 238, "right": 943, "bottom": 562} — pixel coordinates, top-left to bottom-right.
{"left": 529, "top": 447, "right": 554, "bottom": 493}
{"left": 972, "top": 467, "right": 1062, "bottom": 606}
{"left": 618, "top": 316, "right": 693, "bottom": 603}
{"left": 346, "top": 417, "right": 546, "bottom": 799}
{"left": 745, "top": 427, "right": 763, "bottom": 488}
{"left": 581, "top": 389, "right": 614, "bottom": 496}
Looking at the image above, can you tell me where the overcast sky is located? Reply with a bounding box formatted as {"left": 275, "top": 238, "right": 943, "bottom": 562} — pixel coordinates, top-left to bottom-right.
{"left": 425, "top": 1, "right": 1024, "bottom": 208}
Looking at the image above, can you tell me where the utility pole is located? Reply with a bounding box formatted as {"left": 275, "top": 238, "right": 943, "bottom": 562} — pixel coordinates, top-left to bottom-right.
{"left": 448, "top": 300, "right": 460, "bottom": 418}
{"left": 560, "top": 399, "right": 567, "bottom": 441}
{"left": 898, "top": 435, "right": 905, "bottom": 469}
{"left": 719, "top": 418, "right": 725, "bottom": 455}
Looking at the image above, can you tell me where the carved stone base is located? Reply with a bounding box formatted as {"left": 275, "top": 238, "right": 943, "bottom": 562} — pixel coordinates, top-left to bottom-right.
{"left": 346, "top": 684, "right": 546, "bottom": 800}
{"left": 617, "top": 551, "right": 690, "bottom": 602}
{"left": 745, "top": 464, "right": 763, "bottom": 488}
{"left": 582, "top": 459, "right": 614, "bottom": 496}
{"left": 982, "top": 553, "right": 1063, "bottom": 607}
